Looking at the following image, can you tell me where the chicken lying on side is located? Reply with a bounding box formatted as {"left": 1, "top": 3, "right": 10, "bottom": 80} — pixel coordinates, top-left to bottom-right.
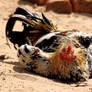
{"left": 6, "top": 7, "right": 92, "bottom": 82}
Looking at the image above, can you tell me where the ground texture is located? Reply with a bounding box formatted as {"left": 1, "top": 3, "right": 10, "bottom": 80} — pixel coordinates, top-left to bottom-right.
{"left": 0, "top": 0, "right": 92, "bottom": 92}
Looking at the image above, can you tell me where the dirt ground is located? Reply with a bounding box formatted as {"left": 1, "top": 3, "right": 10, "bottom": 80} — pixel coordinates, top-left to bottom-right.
{"left": 0, "top": 0, "right": 92, "bottom": 92}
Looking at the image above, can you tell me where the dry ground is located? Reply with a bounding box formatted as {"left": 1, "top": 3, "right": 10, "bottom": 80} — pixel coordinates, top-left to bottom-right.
{"left": 0, "top": 0, "right": 92, "bottom": 92}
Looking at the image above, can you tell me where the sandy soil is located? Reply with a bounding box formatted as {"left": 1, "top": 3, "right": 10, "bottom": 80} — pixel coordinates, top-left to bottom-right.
{"left": 0, "top": 0, "right": 92, "bottom": 92}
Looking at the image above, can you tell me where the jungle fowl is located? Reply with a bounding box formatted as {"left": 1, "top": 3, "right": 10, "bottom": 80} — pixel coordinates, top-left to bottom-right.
{"left": 6, "top": 7, "right": 92, "bottom": 82}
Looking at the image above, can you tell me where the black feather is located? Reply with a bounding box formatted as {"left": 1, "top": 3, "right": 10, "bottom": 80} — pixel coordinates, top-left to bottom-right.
{"left": 42, "top": 13, "right": 51, "bottom": 26}
{"left": 79, "top": 36, "right": 92, "bottom": 48}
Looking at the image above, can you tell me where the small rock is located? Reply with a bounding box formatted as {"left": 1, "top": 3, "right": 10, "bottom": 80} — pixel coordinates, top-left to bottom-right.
{"left": 46, "top": 0, "right": 72, "bottom": 13}
{"left": 2, "top": 77, "right": 6, "bottom": 80}
{"left": 0, "top": 55, "right": 6, "bottom": 60}
{"left": 71, "top": 0, "right": 92, "bottom": 14}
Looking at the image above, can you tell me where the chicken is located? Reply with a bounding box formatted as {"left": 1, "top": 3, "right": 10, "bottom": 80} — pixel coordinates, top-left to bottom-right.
{"left": 6, "top": 7, "right": 92, "bottom": 82}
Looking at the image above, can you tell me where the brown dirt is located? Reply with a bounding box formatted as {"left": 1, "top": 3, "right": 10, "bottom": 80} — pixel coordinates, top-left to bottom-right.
{"left": 0, "top": 0, "right": 92, "bottom": 92}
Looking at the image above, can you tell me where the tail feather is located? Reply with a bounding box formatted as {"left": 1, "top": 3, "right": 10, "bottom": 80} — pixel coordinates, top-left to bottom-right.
{"left": 6, "top": 7, "right": 57, "bottom": 48}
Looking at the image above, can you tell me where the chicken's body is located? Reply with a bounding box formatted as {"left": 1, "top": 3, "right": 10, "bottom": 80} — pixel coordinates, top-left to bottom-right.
{"left": 18, "top": 31, "right": 92, "bottom": 82}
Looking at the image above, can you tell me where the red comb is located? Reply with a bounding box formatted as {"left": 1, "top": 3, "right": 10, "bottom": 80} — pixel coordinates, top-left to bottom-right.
{"left": 59, "top": 45, "right": 76, "bottom": 63}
